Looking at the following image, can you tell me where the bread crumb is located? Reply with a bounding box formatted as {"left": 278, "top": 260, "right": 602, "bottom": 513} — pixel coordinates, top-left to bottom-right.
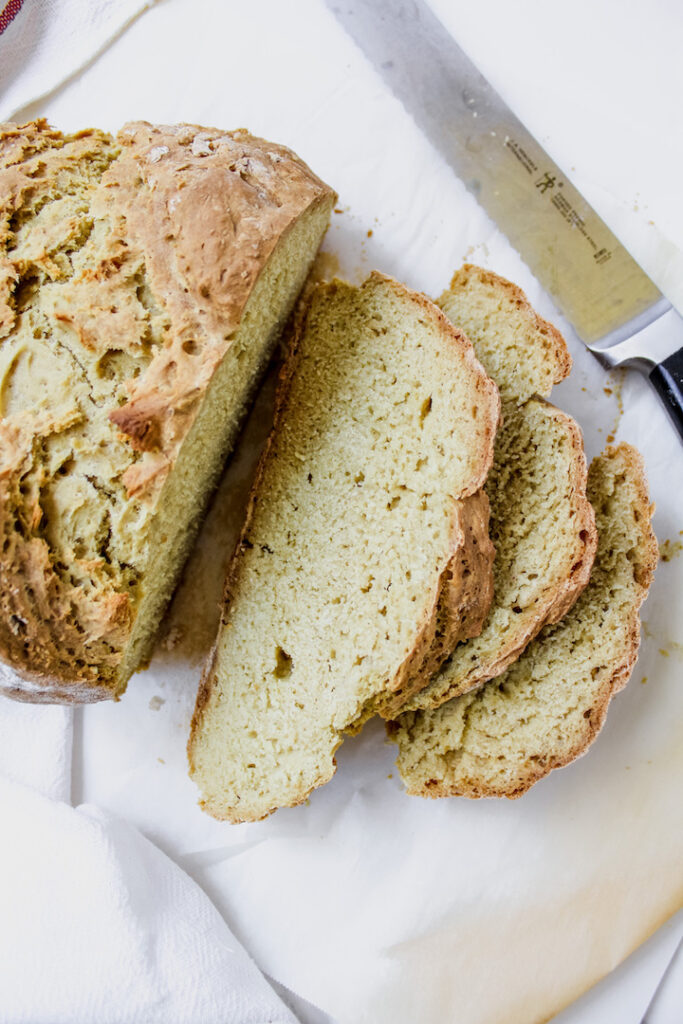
{"left": 163, "top": 626, "right": 184, "bottom": 650}
{"left": 604, "top": 368, "right": 626, "bottom": 440}
{"left": 659, "top": 538, "right": 683, "bottom": 562}
{"left": 149, "top": 695, "right": 165, "bottom": 710}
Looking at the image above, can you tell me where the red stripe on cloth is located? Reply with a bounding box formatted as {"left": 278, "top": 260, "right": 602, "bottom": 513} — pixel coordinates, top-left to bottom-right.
{"left": 0, "top": 0, "right": 24, "bottom": 35}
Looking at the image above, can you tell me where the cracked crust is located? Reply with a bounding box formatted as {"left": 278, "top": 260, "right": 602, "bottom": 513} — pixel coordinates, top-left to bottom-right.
{"left": 392, "top": 445, "right": 658, "bottom": 799}
{"left": 0, "top": 120, "right": 334, "bottom": 702}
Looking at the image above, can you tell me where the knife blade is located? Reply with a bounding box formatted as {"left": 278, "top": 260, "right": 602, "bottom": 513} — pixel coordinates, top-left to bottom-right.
{"left": 326, "top": 0, "right": 683, "bottom": 438}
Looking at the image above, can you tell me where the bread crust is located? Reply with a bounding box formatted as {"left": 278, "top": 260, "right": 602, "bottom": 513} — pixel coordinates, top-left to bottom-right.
{"left": 0, "top": 120, "right": 334, "bottom": 702}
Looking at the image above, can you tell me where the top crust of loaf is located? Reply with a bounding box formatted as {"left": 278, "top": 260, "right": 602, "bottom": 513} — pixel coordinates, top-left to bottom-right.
{"left": 394, "top": 444, "right": 657, "bottom": 799}
{"left": 188, "top": 271, "right": 500, "bottom": 822}
{"left": 0, "top": 120, "right": 334, "bottom": 700}
{"left": 438, "top": 264, "right": 571, "bottom": 405}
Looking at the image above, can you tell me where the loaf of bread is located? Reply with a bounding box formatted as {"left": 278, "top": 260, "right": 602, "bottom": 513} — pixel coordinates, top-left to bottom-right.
{"left": 402, "top": 265, "right": 596, "bottom": 712}
{"left": 188, "top": 272, "right": 500, "bottom": 821}
{"left": 393, "top": 444, "right": 657, "bottom": 798}
{"left": 0, "top": 120, "right": 335, "bottom": 703}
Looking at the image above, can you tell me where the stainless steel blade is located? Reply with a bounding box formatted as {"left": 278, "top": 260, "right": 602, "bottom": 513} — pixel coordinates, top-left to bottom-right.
{"left": 326, "top": 0, "right": 673, "bottom": 356}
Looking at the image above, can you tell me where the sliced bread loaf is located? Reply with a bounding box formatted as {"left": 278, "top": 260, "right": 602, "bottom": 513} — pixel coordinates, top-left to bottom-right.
{"left": 401, "top": 265, "right": 596, "bottom": 712}
{"left": 0, "top": 120, "right": 335, "bottom": 703}
{"left": 393, "top": 444, "right": 657, "bottom": 798}
{"left": 188, "top": 272, "right": 500, "bottom": 821}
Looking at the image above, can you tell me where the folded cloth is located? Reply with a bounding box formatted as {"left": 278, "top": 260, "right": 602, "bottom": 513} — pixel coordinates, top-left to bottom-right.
{"left": 0, "top": 772, "right": 298, "bottom": 1024}
{"left": 0, "top": 0, "right": 154, "bottom": 121}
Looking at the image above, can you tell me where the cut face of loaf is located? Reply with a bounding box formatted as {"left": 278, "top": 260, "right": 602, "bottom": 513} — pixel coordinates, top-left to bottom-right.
{"left": 400, "top": 264, "right": 596, "bottom": 712}
{"left": 393, "top": 444, "right": 658, "bottom": 798}
{"left": 0, "top": 120, "right": 335, "bottom": 703}
{"left": 188, "top": 272, "right": 500, "bottom": 822}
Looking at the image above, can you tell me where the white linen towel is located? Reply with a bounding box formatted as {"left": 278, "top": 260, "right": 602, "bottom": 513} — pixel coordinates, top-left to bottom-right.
{"left": 0, "top": 707, "right": 298, "bottom": 1024}
{"left": 0, "top": 0, "right": 154, "bottom": 121}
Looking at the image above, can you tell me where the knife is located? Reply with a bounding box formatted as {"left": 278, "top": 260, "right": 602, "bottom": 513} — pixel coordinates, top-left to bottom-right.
{"left": 325, "top": 0, "right": 683, "bottom": 439}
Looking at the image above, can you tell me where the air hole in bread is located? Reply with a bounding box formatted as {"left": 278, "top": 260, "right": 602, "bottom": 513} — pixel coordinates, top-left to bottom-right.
{"left": 419, "top": 396, "right": 432, "bottom": 426}
{"left": 273, "top": 646, "right": 293, "bottom": 679}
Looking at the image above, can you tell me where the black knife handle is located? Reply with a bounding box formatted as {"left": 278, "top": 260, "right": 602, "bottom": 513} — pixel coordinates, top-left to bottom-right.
{"left": 649, "top": 348, "right": 683, "bottom": 441}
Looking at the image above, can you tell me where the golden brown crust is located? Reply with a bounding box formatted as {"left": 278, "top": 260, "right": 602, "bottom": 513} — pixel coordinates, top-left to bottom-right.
{"left": 0, "top": 428, "right": 130, "bottom": 702}
{"left": 0, "top": 119, "right": 334, "bottom": 703}
{"left": 105, "top": 122, "right": 334, "bottom": 470}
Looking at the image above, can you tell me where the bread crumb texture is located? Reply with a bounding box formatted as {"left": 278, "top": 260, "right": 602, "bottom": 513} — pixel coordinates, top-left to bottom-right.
{"left": 188, "top": 272, "right": 500, "bottom": 822}
{"left": 404, "top": 264, "right": 595, "bottom": 710}
{"left": 394, "top": 444, "right": 658, "bottom": 798}
{"left": 0, "top": 120, "right": 334, "bottom": 701}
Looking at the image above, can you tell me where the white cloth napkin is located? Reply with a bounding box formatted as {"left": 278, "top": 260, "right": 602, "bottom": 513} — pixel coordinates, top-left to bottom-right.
{"left": 0, "top": 706, "right": 298, "bottom": 1024}
{"left": 0, "top": 0, "right": 153, "bottom": 122}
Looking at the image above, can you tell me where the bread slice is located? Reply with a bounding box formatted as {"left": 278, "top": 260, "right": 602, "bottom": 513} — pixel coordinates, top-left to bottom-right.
{"left": 188, "top": 272, "right": 500, "bottom": 821}
{"left": 0, "top": 120, "right": 335, "bottom": 703}
{"left": 439, "top": 264, "right": 571, "bottom": 405}
{"left": 400, "top": 265, "right": 596, "bottom": 712}
{"left": 393, "top": 444, "right": 657, "bottom": 798}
